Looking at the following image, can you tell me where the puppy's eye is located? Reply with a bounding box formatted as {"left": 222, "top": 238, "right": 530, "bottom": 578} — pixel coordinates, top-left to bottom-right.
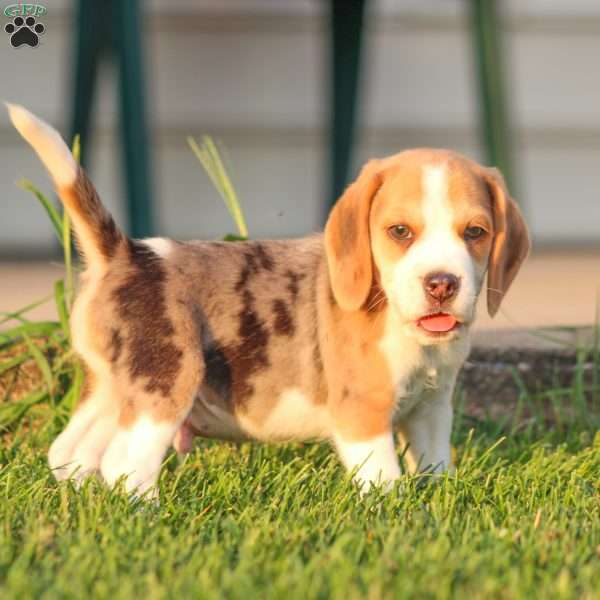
{"left": 388, "top": 225, "right": 413, "bottom": 241}
{"left": 464, "top": 226, "right": 485, "bottom": 240}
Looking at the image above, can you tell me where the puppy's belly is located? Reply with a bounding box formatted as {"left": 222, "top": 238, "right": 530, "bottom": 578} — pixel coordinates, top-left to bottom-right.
{"left": 185, "top": 387, "right": 331, "bottom": 443}
{"left": 184, "top": 392, "right": 249, "bottom": 442}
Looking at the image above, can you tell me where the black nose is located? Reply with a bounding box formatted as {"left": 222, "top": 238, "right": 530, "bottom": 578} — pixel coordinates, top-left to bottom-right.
{"left": 424, "top": 272, "right": 460, "bottom": 303}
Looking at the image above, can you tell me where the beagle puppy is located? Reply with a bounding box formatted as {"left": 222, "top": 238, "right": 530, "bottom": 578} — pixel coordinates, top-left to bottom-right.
{"left": 8, "top": 104, "right": 530, "bottom": 496}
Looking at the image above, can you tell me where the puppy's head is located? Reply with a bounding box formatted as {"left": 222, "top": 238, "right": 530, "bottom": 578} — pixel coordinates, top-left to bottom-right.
{"left": 325, "top": 149, "right": 530, "bottom": 344}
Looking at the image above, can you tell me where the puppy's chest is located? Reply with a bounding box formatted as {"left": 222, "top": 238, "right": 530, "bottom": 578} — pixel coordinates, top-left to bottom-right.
{"left": 379, "top": 323, "right": 469, "bottom": 422}
{"left": 391, "top": 364, "right": 450, "bottom": 420}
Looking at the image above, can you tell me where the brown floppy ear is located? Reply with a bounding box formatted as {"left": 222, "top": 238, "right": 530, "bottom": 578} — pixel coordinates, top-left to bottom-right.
{"left": 481, "top": 167, "right": 531, "bottom": 317}
{"left": 324, "top": 160, "right": 383, "bottom": 311}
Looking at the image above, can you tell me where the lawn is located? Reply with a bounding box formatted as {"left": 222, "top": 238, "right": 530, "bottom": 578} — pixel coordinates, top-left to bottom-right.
{"left": 1, "top": 384, "right": 599, "bottom": 599}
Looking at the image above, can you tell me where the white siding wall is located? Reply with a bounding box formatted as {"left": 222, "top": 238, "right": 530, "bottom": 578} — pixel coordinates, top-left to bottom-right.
{"left": 0, "top": 0, "right": 599, "bottom": 253}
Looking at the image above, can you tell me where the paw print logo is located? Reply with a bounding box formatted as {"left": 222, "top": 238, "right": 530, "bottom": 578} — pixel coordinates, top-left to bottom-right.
{"left": 4, "top": 15, "right": 45, "bottom": 48}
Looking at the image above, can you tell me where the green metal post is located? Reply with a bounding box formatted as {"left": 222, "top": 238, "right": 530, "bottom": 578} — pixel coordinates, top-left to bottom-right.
{"left": 469, "top": 0, "right": 516, "bottom": 193}
{"left": 329, "top": 0, "right": 367, "bottom": 210}
{"left": 112, "top": 0, "right": 154, "bottom": 238}
{"left": 70, "top": 0, "right": 154, "bottom": 238}
{"left": 70, "top": 0, "right": 107, "bottom": 167}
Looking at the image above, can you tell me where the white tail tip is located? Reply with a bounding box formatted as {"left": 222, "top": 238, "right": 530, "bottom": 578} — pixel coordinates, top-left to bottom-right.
{"left": 6, "top": 102, "right": 77, "bottom": 187}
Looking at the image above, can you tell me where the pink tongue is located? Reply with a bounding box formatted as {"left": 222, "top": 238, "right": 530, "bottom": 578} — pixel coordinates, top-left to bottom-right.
{"left": 419, "top": 314, "right": 457, "bottom": 333}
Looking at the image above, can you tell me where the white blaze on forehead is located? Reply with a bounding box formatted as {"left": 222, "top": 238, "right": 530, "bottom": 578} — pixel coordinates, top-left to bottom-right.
{"left": 422, "top": 165, "right": 454, "bottom": 238}
{"left": 394, "top": 162, "right": 463, "bottom": 275}
{"left": 417, "top": 163, "right": 475, "bottom": 283}
{"left": 414, "top": 164, "right": 476, "bottom": 311}
{"left": 409, "top": 163, "right": 474, "bottom": 277}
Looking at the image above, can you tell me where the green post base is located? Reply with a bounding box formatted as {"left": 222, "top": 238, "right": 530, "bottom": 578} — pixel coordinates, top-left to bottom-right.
{"left": 329, "top": 0, "right": 367, "bottom": 211}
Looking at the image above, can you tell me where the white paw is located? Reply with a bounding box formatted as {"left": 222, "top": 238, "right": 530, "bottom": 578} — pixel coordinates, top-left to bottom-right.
{"left": 47, "top": 400, "right": 107, "bottom": 480}
{"left": 100, "top": 417, "right": 177, "bottom": 496}
{"left": 334, "top": 432, "right": 401, "bottom": 494}
{"left": 49, "top": 412, "right": 117, "bottom": 483}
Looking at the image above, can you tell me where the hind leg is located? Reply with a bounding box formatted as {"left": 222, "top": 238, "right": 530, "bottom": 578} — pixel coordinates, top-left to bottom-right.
{"left": 67, "top": 410, "right": 118, "bottom": 481}
{"left": 99, "top": 344, "right": 204, "bottom": 496}
{"left": 48, "top": 379, "right": 117, "bottom": 481}
{"left": 99, "top": 364, "right": 201, "bottom": 497}
{"left": 100, "top": 411, "right": 186, "bottom": 497}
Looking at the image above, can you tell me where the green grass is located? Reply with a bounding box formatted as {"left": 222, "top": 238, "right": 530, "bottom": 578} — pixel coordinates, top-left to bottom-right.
{"left": 2, "top": 139, "right": 600, "bottom": 599}
{"left": 1, "top": 404, "right": 600, "bottom": 599}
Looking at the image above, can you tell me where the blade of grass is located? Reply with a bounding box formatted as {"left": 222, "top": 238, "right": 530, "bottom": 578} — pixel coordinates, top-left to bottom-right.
{"left": 204, "top": 137, "right": 247, "bottom": 237}
{"left": 54, "top": 280, "right": 70, "bottom": 342}
{"left": 17, "top": 179, "right": 64, "bottom": 245}
{"left": 0, "top": 322, "right": 60, "bottom": 346}
{"left": 59, "top": 362, "right": 83, "bottom": 413}
{"left": 572, "top": 347, "right": 589, "bottom": 420}
{"left": 0, "top": 351, "right": 32, "bottom": 375}
{"left": 0, "top": 293, "right": 54, "bottom": 326}
{"left": 71, "top": 134, "right": 81, "bottom": 164}
{"left": 0, "top": 340, "right": 54, "bottom": 376}
{"left": 0, "top": 389, "right": 48, "bottom": 430}
{"left": 187, "top": 136, "right": 248, "bottom": 239}
{"left": 471, "top": 436, "right": 506, "bottom": 469}
{"left": 21, "top": 332, "right": 54, "bottom": 397}
{"left": 49, "top": 347, "right": 76, "bottom": 375}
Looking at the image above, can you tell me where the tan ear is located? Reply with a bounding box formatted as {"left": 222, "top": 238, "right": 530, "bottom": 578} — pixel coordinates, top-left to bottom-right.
{"left": 481, "top": 167, "right": 531, "bottom": 317}
{"left": 324, "top": 160, "right": 383, "bottom": 311}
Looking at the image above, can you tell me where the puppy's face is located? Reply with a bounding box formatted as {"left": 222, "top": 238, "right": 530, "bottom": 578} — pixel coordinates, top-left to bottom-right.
{"left": 369, "top": 153, "right": 494, "bottom": 342}
{"left": 325, "top": 150, "right": 530, "bottom": 344}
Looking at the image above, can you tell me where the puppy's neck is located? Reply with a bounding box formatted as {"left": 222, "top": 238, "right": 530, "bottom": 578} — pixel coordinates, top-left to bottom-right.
{"left": 377, "top": 306, "right": 471, "bottom": 388}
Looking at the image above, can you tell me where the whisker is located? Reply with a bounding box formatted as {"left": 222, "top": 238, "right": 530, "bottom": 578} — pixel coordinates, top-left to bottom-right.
{"left": 486, "top": 287, "right": 504, "bottom": 295}
{"left": 367, "top": 295, "right": 387, "bottom": 312}
{"left": 366, "top": 287, "right": 387, "bottom": 312}
{"left": 367, "top": 294, "right": 385, "bottom": 307}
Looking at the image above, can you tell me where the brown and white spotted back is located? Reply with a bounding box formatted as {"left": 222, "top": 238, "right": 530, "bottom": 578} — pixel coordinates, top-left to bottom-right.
{"left": 159, "top": 237, "right": 331, "bottom": 441}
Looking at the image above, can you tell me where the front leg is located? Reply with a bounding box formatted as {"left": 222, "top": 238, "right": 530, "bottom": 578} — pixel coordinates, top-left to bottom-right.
{"left": 396, "top": 383, "right": 454, "bottom": 475}
{"left": 330, "top": 392, "right": 400, "bottom": 492}
{"left": 333, "top": 429, "right": 400, "bottom": 492}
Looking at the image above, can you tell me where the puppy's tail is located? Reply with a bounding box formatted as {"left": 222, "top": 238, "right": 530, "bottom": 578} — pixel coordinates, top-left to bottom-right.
{"left": 7, "top": 103, "right": 124, "bottom": 267}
